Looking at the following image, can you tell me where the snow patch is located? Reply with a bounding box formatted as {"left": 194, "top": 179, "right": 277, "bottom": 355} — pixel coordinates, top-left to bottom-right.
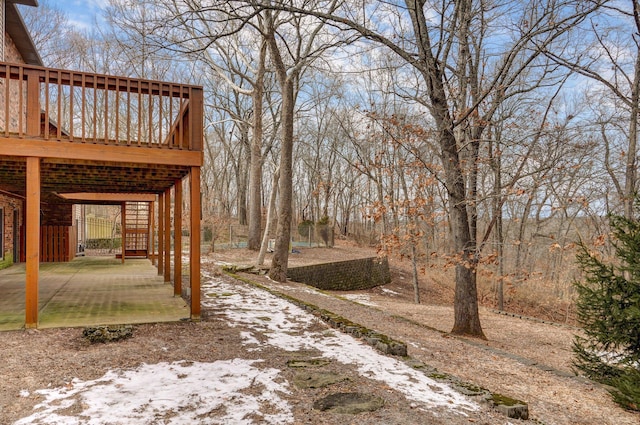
{"left": 202, "top": 277, "right": 477, "bottom": 413}
{"left": 342, "top": 294, "right": 378, "bottom": 306}
{"left": 15, "top": 360, "right": 292, "bottom": 425}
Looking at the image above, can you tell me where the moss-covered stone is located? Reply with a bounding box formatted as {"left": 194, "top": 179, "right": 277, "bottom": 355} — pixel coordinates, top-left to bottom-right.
{"left": 287, "top": 358, "right": 331, "bottom": 368}
{"left": 489, "top": 394, "right": 529, "bottom": 420}
{"left": 293, "top": 372, "right": 349, "bottom": 389}
{"left": 83, "top": 325, "right": 133, "bottom": 343}
{"left": 313, "top": 392, "right": 385, "bottom": 414}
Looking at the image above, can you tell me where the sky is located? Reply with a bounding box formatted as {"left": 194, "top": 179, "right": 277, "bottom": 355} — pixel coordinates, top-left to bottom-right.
{"left": 42, "top": 0, "right": 106, "bottom": 31}
{"left": 12, "top": 265, "right": 478, "bottom": 424}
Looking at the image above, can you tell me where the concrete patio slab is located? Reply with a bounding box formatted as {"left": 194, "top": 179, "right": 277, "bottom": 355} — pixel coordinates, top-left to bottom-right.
{"left": 0, "top": 257, "right": 189, "bottom": 330}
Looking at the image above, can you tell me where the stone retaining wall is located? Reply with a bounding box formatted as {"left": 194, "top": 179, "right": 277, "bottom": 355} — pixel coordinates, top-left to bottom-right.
{"left": 287, "top": 257, "right": 391, "bottom": 291}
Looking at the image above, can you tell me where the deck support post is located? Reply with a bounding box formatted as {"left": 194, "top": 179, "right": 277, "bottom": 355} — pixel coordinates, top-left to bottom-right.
{"left": 164, "top": 187, "right": 171, "bottom": 283}
{"left": 189, "top": 167, "right": 201, "bottom": 320}
{"left": 174, "top": 179, "right": 182, "bottom": 296}
{"left": 120, "top": 202, "right": 126, "bottom": 263}
{"left": 25, "top": 157, "right": 40, "bottom": 328}
{"left": 158, "top": 192, "right": 164, "bottom": 276}
{"left": 149, "top": 200, "right": 155, "bottom": 264}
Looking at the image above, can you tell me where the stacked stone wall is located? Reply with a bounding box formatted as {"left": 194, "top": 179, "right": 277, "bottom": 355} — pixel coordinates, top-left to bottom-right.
{"left": 287, "top": 257, "right": 391, "bottom": 291}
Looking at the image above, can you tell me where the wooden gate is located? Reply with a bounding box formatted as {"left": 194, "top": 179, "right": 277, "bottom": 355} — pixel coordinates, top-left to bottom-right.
{"left": 123, "top": 202, "right": 150, "bottom": 258}
{"left": 40, "top": 226, "right": 73, "bottom": 262}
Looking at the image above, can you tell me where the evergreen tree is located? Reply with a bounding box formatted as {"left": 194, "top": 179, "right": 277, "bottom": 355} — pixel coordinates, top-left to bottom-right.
{"left": 574, "top": 210, "right": 640, "bottom": 411}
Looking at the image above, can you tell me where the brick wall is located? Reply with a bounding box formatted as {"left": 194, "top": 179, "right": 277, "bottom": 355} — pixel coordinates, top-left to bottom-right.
{"left": 5, "top": 30, "right": 24, "bottom": 62}
{"left": 287, "top": 257, "right": 391, "bottom": 291}
{"left": 0, "top": 25, "right": 25, "bottom": 266}
{"left": 41, "top": 203, "right": 73, "bottom": 226}
{"left": 0, "top": 193, "right": 21, "bottom": 269}
{"left": 2, "top": 30, "right": 27, "bottom": 134}
{"left": 0, "top": 21, "right": 35, "bottom": 269}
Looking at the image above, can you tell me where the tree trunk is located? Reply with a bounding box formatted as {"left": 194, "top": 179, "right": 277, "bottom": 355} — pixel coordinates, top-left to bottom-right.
{"left": 489, "top": 131, "right": 505, "bottom": 311}
{"left": 236, "top": 127, "right": 249, "bottom": 226}
{"left": 268, "top": 78, "right": 294, "bottom": 281}
{"left": 406, "top": 0, "right": 485, "bottom": 338}
{"left": 267, "top": 22, "right": 296, "bottom": 282}
{"left": 624, "top": 34, "right": 640, "bottom": 219}
{"left": 447, "top": 161, "right": 485, "bottom": 338}
{"left": 411, "top": 240, "right": 420, "bottom": 304}
{"left": 257, "top": 166, "right": 279, "bottom": 266}
{"left": 248, "top": 41, "right": 267, "bottom": 250}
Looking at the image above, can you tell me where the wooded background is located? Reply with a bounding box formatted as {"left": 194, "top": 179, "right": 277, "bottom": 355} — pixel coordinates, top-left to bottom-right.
{"left": 22, "top": 0, "right": 639, "bottom": 333}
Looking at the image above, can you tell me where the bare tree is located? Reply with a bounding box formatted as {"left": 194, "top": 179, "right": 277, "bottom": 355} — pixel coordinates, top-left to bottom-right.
{"left": 542, "top": 0, "right": 640, "bottom": 219}
{"left": 261, "top": 3, "right": 348, "bottom": 281}
{"left": 19, "top": 0, "right": 78, "bottom": 68}
{"left": 106, "top": 0, "right": 274, "bottom": 248}
{"left": 249, "top": 0, "right": 603, "bottom": 337}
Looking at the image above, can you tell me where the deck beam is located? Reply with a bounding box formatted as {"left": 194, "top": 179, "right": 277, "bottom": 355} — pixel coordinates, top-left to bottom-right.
{"left": 0, "top": 138, "right": 202, "bottom": 167}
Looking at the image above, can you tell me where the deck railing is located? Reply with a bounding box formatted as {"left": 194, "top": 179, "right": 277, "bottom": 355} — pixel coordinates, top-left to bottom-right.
{"left": 0, "top": 62, "right": 203, "bottom": 151}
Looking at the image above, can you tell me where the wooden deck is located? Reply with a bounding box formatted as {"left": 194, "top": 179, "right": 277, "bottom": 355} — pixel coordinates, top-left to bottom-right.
{"left": 0, "top": 62, "right": 202, "bottom": 149}
{"left": 0, "top": 61, "right": 204, "bottom": 328}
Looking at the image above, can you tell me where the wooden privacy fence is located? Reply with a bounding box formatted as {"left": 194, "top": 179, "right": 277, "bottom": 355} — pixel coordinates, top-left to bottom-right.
{"left": 0, "top": 62, "right": 203, "bottom": 150}
{"left": 40, "top": 225, "right": 74, "bottom": 262}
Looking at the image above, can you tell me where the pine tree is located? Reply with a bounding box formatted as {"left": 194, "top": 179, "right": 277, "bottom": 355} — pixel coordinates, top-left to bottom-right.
{"left": 574, "top": 211, "right": 640, "bottom": 411}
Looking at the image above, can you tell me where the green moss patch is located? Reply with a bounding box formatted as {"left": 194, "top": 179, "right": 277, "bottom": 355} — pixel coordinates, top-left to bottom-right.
{"left": 489, "top": 393, "right": 526, "bottom": 407}
{"left": 83, "top": 325, "right": 134, "bottom": 343}
{"left": 287, "top": 358, "right": 331, "bottom": 368}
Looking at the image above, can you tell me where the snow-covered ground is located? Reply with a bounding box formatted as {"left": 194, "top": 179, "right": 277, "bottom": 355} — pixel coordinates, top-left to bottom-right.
{"left": 341, "top": 293, "right": 378, "bottom": 306}
{"left": 15, "top": 272, "right": 477, "bottom": 424}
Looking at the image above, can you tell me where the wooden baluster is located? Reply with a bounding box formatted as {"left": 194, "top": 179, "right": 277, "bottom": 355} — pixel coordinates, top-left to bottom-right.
{"left": 69, "top": 72, "right": 74, "bottom": 141}
{"left": 81, "top": 74, "right": 86, "bottom": 141}
{"left": 25, "top": 69, "right": 40, "bottom": 137}
{"left": 190, "top": 87, "right": 204, "bottom": 151}
{"left": 115, "top": 77, "right": 120, "bottom": 144}
{"left": 43, "top": 70, "right": 50, "bottom": 140}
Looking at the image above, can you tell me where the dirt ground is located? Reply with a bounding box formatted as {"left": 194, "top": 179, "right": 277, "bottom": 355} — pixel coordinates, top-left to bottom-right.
{"left": 211, "top": 241, "right": 640, "bottom": 425}
{"left": 1, "top": 241, "right": 639, "bottom": 424}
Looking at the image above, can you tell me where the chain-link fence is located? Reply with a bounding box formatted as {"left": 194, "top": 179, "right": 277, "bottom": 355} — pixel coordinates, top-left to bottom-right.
{"left": 202, "top": 222, "right": 335, "bottom": 252}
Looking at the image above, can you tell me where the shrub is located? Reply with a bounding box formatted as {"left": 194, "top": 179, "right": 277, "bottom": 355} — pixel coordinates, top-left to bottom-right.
{"left": 573, "top": 211, "right": 640, "bottom": 411}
